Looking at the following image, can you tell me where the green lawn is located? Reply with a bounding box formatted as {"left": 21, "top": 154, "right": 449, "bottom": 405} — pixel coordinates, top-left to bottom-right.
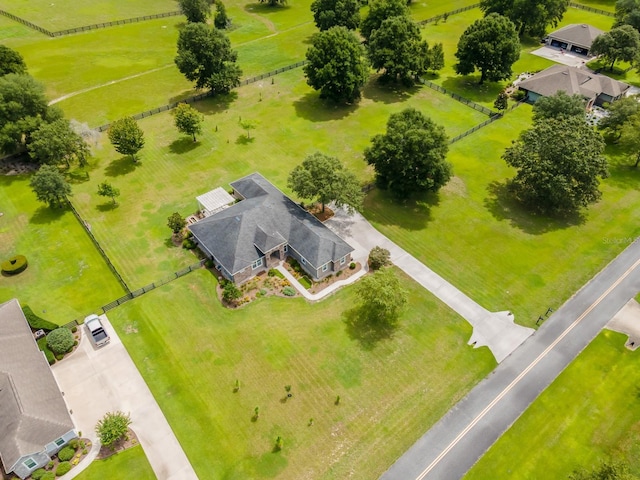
{"left": 68, "top": 68, "right": 487, "bottom": 288}
{"left": 571, "top": 0, "right": 617, "bottom": 12}
{"left": 0, "top": 176, "right": 125, "bottom": 323}
{"left": 74, "top": 445, "right": 156, "bottom": 480}
{"left": 364, "top": 104, "right": 640, "bottom": 328}
{"left": 465, "top": 330, "right": 640, "bottom": 479}
{"left": 107, "top": 268, "right": 496, "bottom": 479}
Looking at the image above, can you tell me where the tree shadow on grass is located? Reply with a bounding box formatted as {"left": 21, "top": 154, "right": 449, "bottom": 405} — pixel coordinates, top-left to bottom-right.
{"left": 364, "top": 188, "right": 439, "bottom": 231}
{"left": 96, "top": 202, "right": 118, "bottom": 212}
{"left": 168, "top": 92, "right": 238, "bottom": 116}
{"left": 30, "top": 205, "right": 66, "bottom": 225}
{"left": 169, "top": 137, "right": 200, "bottom": 154}
{"left": 441, "top": 75, "right": 504, "bottom": 105}
{"left": 484, "top": 180, "right": 585, "bottom": 235}
{"left": 293, "top": 92, "right": 358, "bottom": 122}
{"left": 244, "top": 2, "right": 291, "bottom": 17}
{"left": 361, "top": 77, "right": 419, "bottom": 104}
{"left": 343, "top": 306, "right": 398, "bottom": 350}
{"left": 65, "top": 168, "right": 91, "bottom": 185}
{"left": 236, "top": 134, "right": 255, "bottom": 144}
{"left": 104, "top": 156, "right": 140, "bottom": 178}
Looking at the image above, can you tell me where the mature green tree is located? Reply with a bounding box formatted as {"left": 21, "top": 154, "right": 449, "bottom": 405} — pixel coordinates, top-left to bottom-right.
{"left": 175, "top": 23, "right": 242, "bottom": 94}
{"left": 591, "top": 25, "right": 640, "bottom": 71}
{"left": 598, "top": 96, "right": 640, "bottom": 141}
{"left": 29, "top": 164, "right": 72, "bottom": 208}
{"left": 368, "top": 15, "right": 443, "bottom": 84}
{"left": 0, "top": 74, "right": 62, "bottom": 153}
{"left": 503, "top": 116, "right": 608, "bottom": 215}
{"left": 0, "top": 45, "right": 27, "bottom": 76}
{"left": 532, "top": 91, "right": 585, "bottom": 122}
{"left": 619, "top": 110, "right": 640, "bottom": 167}
{"left": 97, "top": 182, "right": 121, "bottom": 205}
{"left": 355, "top": 267, "right": 408, "bottom": 325}
{"left": 287, "top": 152, "right": 364, "bottom": 213}
{"left": 304, "top": 27, "right": 369, "bottom": 103}
{"left": 173, "top": 103, "right": 203, "bottom": 141}
{"left": 28, "top": 119, "right": 90, "bottom": 167}
{"left": 167, "top": 212, "right": 187, "bottom": 234}
{"left": 311, "top": 0, "right": 360, "bottom": 30}
{"left": 569, "top": 461, "right": 631, "bottom": 480}
{"left": 480, "top": 0, "right": 569, "bottom": 37}
{"left": 95, "top": 411, "right": 131, "bottom": 448}
{"left": 454, "top": 13, "right": 520, "bottom": 84}
{"left": 368, "top": 246, "right": 391, "bottom": 270}
{"left": 364, "top": 108, "right": 450, "bottom": 200}
{"left": 214, "top": 0, "right": 230, "bottom": 28}
{"left": 178, "top": 0, "right": 210, "bottom": 22}
{"left": 108, "top": 117, "right": 145, "bottom": 162}
{"left": 360, "top": 0, "right": 408, "bottom": 41}
{"left": 615, "top": 0, "right": 640, "bottom": 32}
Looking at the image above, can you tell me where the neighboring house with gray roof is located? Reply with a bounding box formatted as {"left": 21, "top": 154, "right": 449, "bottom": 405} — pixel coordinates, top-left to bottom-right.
{"left": 189, "top": 173, "right": 354, "bottom": 284}
{"left": 545, "top": 23, "right": 604, "bottom": 56}
{"left": 518, "top": 64, "right": 631, "bottom": 108}
{"left": 0, "top": 299, "right": 77, "bottom": 480}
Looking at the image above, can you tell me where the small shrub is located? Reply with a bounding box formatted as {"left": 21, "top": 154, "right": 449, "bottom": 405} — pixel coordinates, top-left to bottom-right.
{"left": 511, "top": 89, "right": 526, "bottom": 101}
{"left": 82, "top": 448, "right": 88, "bottom": 455}
{"left": 22, "top": 305, "right": 58, "bottom": 331}
{"left": 182, "top": 238, "right": 196, "bottom": 250}
{"left": 55, "top": 354, "right": 64, "bottom": 361}
{"left": 47, "top": 460, "right": 54, "bottom": 470}
{"left": 31, "top": 469, "right": 47, "bottom": 480}
{"left": 41, "top": 473, "right": 55, "bottom": 480}
{"left": 55, "top": 462, "right": 71, "bottom": 477}
{"left": 57, "top": 446, "right": 75, "bottom": 462}
{"left": 349, "top": 262, "right": 356, "bottom": 270}
{"left": 336, "top": 270, "right": 343, "bottom": 277}
{"left": 1, "top": 254, "right": 28, "bottom": 274}
{"left": 368, "top": 246, "right": 391, "bottom": 270}
{"left": 282, "top": 286, "right": 296, "bottom": 296}
{"left": 73, "top": 340, "right": 78, "bottom": 347}
{"left": 46, "top": 328, "right": 74, "bottom": 355}
{"left": 71, "top": 325, "right": 77, "bottom": 333}
{"left": 259, "top": 289, "right": 267, "bottom": 295}
{"left": 222, "top": 282, "right": 242, "bottom": 303}
{"left": 204, "top": 258, "right": 214, "bottom": 269}
{"left": 69, "top": 439, "right": 79, "bottom": 450}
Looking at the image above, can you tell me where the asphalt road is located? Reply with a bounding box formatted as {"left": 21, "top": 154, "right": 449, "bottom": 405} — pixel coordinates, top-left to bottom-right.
{"left": 381, "top": 239, "right": 640, "bottom": 480}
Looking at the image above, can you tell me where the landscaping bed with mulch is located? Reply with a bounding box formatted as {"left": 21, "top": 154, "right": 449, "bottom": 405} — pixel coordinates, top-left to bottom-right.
{"left": 97, "top": 428, "right": 140, "bottom": 459}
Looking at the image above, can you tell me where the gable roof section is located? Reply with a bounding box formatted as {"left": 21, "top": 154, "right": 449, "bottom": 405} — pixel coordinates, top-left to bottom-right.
{"left": 547, "top": 24, "right": 604, "bottom": 48}
{"left": 189, "top": 173, "right": 354, "bottom": 274}
{"left": 0, "top": 299, "right": 74, "bottom": 473}
{"left": 519, "top": 65, "right": 630, "bottom": 100}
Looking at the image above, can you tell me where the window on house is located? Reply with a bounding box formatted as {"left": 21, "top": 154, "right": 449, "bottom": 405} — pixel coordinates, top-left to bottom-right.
{"left": 24, "top": 459, "right": 36, "bottom": 469}
{"left": 251, "top": 258, "right": 263, "bottom": 270}
{"left": 301, "top": 257, "right": 306, "bottom": 265}
{"left": 54, "top": 438, "right": 65, "bottom": 447}
{"left": 322, "top": 263, "right": 328, "bottom": 272}
{"left": 284, "top": 245, "right": 288, "bottom": 253}
{"left": 340, "top": 256, "right": 346, "bottom": 265}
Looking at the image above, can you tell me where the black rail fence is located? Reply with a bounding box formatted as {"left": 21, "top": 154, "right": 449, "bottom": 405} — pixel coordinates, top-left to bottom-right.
{"left": 449, "top": 99, "right": 525, "bottom": 144}
{"left": 568, "top": 2, "right": 615, "bottom": 17}
{"left": 67, "top": 201, "right": 131, "bottom": 294}
{"left": 418, "top": 77, "right": 496, "bottom": 116}
{"left": 0, "top": 9, "right": 182, "bottom": 37}
{"left": 418, "top": 3, "right": 480, "bottom": 26}
{"left": 94, "top": 61, "right": 308, "bottom": 132}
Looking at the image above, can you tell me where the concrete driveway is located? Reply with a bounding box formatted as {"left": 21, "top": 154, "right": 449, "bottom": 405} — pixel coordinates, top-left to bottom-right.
{"left": 52, "top": 315, "right": 198, "bottom": 480}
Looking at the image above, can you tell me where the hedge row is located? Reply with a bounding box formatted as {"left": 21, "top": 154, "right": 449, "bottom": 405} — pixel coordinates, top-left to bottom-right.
{"left": 22, "top": 305, "right": 59, "bottom": 331}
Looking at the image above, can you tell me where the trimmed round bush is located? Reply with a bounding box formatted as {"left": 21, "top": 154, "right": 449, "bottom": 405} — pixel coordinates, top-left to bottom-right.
{"left": 57, "top": 445, "right": 75, "bottom": 462}
{"left": 46, "top": 328, "right": 74, "bottom": 355}
{"left": 31, "top": 468, "right": 47, "bottom": 480}
{"left": 349, "top": 262, "right": 356, "bottom": 270}
{"left": 282, "top": 286, "right": 296, "bottom": 296}
{"left": 54, "top": 462, "right": 71, "bottom": 477}
{"left": 1, "top": 255, "right": 28, "bottom": 275}
{"left": 41, "top": 473, "right": 55, "bottom": 480}
{"left": 368, "top": 246, "right": 391, "bottom": 270}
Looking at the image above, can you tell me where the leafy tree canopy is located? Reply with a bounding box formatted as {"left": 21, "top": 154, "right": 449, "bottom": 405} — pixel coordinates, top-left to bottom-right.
{"left": 503, "top": 116, "right": 608, "bottom": 216}
{"left": 0, "top": 45, "right": 27, "bottom": 76}
{"left": 598, "top": 95, "right": 640, "bottom": 140}
{"left": 178, "top": 0, "right": 210, "bottom": 22}
{"left": 360, "top": 0, "right": 408, "bottom": 41}
{"left": 97, "top": 182, "right": 121, "bottom": 205}
{"left": 480, "top": 0, "right": 569, "bottom": 37}
{"left": 532, "top": 91, "right": 585, "bottom": 123}
{"left": 304, "top": 26, "right": 369, "bottom": 103}
{"left": 214, "top": 0, "right": 230, "bottom": 28}
{"left": 173, "top": 103, "right": 204, "bottom": 141}
{"left": 28, "top": 118, "right": 90, "bottom": 167}
{"left": 454, "top": 13, "right": 521, "bottom": 84}
{"left": 368, "top": 15, "right": 443, "bottom": 85}
{"left": 175, "top": 23, "right": 242, "bottom": 94}
{"left": 569, "top": 461, "right": 632, "bottom": 480}
{"left": 311, "top": 0, "right": 360, "bottom": 30}
{"left": 619, "top": 109, "right": 640, "bottom": 167}
{"left": 494, "top": 90, "right": 509, "bottom": 111}
{"left": 287, "top": 151, "right": 364, "bottom": 213}
{"left": 168, "top": 212, "right": 187, "bottom": 234}
{"left": 29, "top": 164, "right": 72, "bottom": 208}
{"left": 364, "top": 108, "right": 451, "bottom": 200}
{"left": 615, "top": 0, "right": 640, "bottom": 32}
{"left": 590, "top": 25, "right": 640, "bottom": 71}
{"left": 355, "top": 267, "right": 408, "bottom": 325}
{"left": 108, "top": 117, "right": 145, "bottom": 161}
{"left": 95, "top": 411, "right": 131, "bottom": 448}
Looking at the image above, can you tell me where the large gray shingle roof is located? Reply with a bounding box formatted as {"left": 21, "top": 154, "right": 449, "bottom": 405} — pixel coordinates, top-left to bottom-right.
{"left": 189, "top": 173, "right": 354, "bottom": 274}
{"left": 548, "top": 23, "right": 604, "bottom": 48}
{"left": 0, "top": 299, "right": 74, "bottom": 473}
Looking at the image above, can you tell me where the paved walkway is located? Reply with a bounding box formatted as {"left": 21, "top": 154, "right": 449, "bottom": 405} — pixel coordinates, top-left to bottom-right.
{"left": 52, "top": 315, "right": 198, "bottom": 480}
{"left": 325, "top": 208, "right": 534, "bottom": 363}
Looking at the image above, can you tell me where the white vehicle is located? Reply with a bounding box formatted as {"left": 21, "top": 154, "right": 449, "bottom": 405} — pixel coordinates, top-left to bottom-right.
{"left": 84, "top": 314, "right": 110, "bottom": 347}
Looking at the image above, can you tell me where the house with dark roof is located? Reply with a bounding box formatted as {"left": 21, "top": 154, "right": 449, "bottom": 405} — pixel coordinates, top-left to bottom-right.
{"left": 518, "top": 64, "right": 631, "bottom": 108}
{"left": 189, "top": 173, "right": 355, "bottom": 284}
{"left": 545, "top": 23, "right": 604, "bottom": 56}
{"left": 0, "top": 299, "right": 77, "bottom": 480}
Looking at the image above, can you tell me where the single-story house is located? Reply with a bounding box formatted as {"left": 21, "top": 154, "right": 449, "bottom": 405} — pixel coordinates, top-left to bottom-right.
{"left": 518, "top": 64, "right": 631, "bottom": 108}
{"left": 0, "top": 299, "right": 77, "bottom": 480}
{"left": 189, "top": 172, "right": 354, "bottom": 284}
{"left": 545, "top": 23, "right": 604, "bottom": 56}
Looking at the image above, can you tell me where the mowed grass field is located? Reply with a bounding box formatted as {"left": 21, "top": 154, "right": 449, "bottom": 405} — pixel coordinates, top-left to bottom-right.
{"left": 107, "top": 268, "right": 496, "bottom": 479}
{"left": 74, "top": 445, "right": 156, "bottom": 480}
{"left": 0, "top": 176, "right": 125, "bottom": 323}
{"left": 465, "top": 330, "right": 640, "bottom": 479}
{"left": 69, "top": 68, "right": 488, "bottom": 288}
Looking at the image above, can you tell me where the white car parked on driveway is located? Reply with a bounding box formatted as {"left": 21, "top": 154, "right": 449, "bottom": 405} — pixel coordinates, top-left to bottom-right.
{"left": 84, "top": 314, "right": 110, "bottom": 347}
